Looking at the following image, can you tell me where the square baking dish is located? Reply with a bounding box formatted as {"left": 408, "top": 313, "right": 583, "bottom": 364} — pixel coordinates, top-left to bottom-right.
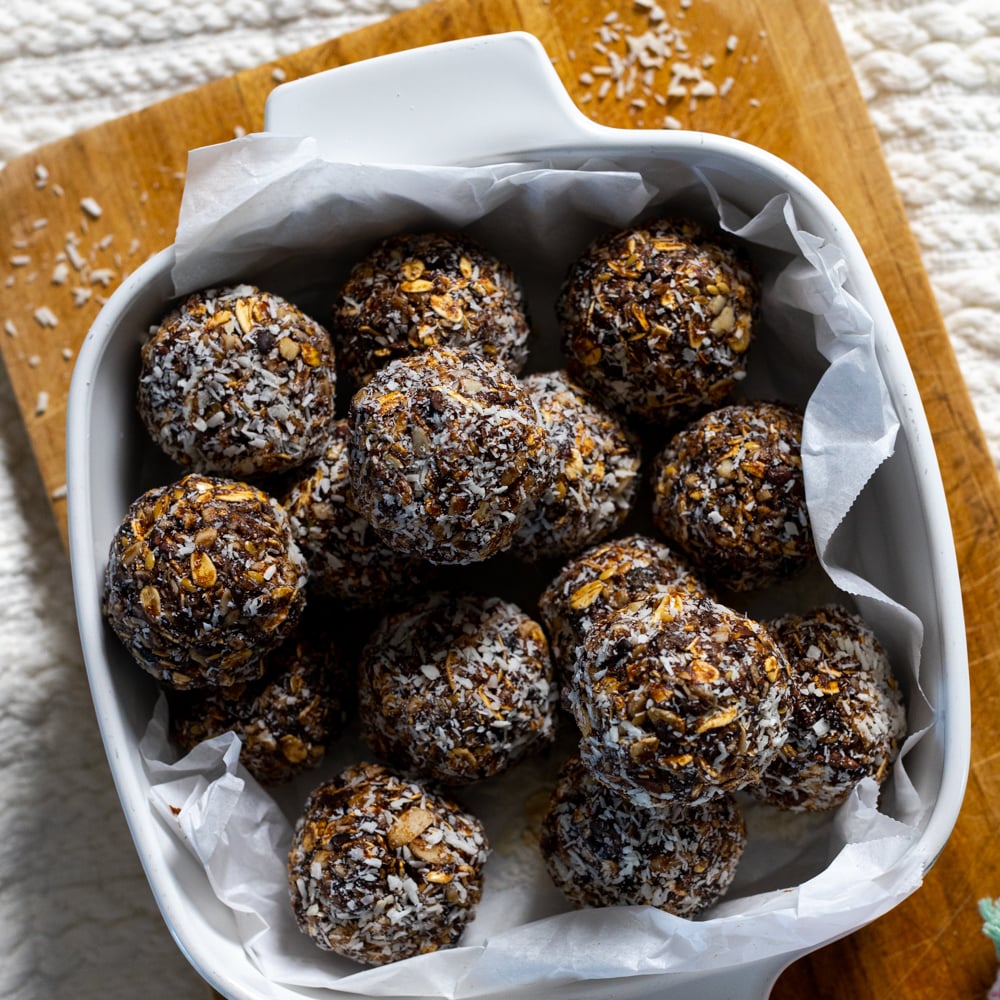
{"left": 66, "top": 31, "right": 969, "bottom": 1000}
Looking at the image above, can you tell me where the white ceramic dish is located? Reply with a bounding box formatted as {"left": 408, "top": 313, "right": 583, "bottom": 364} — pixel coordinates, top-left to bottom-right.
{"left": 67, "top": 31, "right": 969, "bottom": 1000}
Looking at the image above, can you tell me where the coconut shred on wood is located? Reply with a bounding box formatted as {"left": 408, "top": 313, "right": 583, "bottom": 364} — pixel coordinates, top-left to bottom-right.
{"left": 571, "top": 0, "right": 754, "bottom": 127}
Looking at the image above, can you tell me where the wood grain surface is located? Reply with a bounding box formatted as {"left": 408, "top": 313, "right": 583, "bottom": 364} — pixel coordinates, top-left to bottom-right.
{"left": 2, "top": 0, "right": 999, "bottom": 996}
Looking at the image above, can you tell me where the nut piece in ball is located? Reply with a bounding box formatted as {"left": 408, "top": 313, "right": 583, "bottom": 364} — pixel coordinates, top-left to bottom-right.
{"left": 752, "top": 605, "right": 907, "bottom": 812}
{"left": 103, "top": 474, "right": 308, "bottom": 688}
{"left": 651, "top": 401, "right": 813, "bottom": 592}
{"left": 541, "top": 755, "right": 746, "bottom": 915}
{"left": 571, "top": 588, "right": 791, "bottom": 807}
{"left": 348, "top": 347, "right": 555, "bottom": 565}
{"left": 288, "top": 762, "right": 489, "bottom": 964}
{"left": 513, "top": 370, "right": 642, "bottom": 562}
{"left": 558, "top": 218, "right": 757, "bottom": 424}
{"left": 359, "top": 592, "right": 558, "bottom": 784}
{"left": 334, "top": 231, "right": 531, "bottom": 384}
{"left": 138, "top": 284, "right": 336, "bottom": 477}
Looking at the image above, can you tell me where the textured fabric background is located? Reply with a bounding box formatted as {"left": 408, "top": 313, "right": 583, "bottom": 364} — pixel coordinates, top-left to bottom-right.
{"left": 0, "top": 1, "right": 997, "bottom": 998}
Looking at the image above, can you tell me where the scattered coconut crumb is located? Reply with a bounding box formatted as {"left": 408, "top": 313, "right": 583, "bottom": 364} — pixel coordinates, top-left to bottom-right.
{"left": 72, "top": 287, "right": 92, "bottom": 307}
{"left": 65, "top": 241, "right": 86, "bottom": 271}
{"left": 61, "top": 347, "right": 73, "bottom": 361}
{"left": 568, "top": 3, "right": 755, "bottom": 124}
{"left": 234, "top": 125, "right": 247, "bottom": 138}
{"left": 89, "top": 268, "right": 115, "bottom": 287}
{"left": 128, "top": 238, "right": 141, "bottom": 256}
{"left": 33, "top": 306, "right": 58, "bottom": 328}
{"left": 51, "top": 262, "right": 70, "bottom": 285}
{"left": 35, "top": 391, "right": 49, "bottom": 416}
{"left": 272, "top": 67, "right": 287, "bottom": 82}
{"left": 32, "top": 218, "right": 48, "bottom": 230}
{"left": 97, "top": 234, "right": 114, "bottom": 250}
{"left": 50, "top": 484, "right": 67, "bottom": 501}
{"left": 749, "top": 97, "right": 761, "bottom": 107}
{"left": 27, "top": 355, "right": 40, "bottom": 368}
{"left": 4, "top": 320, "right": 17, "bottom": 337}
{"left": 80, "top": 197, "right": 103, "bottom": 219}
{"left": 34, "top": 164, "right": 49, "bottom": 189}
{"left": 52, "top": 184, "right": 64, "bottom": 197}
{"left": 10, "top": 255, "right": 31, "bottom": 267}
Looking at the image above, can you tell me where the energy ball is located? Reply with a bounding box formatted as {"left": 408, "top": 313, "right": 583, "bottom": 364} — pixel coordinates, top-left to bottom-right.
{"left": 752, "top": 605, "right": 907, "bottom": 812}
{"left": 359, "top": 593, "right": 558, "bottom": 784}
{"left": 333, "top": 231, "right": 531, "bottom": 384}
{"left": 103, "top": 474, "right": 308, "bottom": 689}
{"left": 651, "top": 401, "right": 813, "bottom": 591}
{"left": 512, "top": 371, "right": 641, "bottom": 561}
{"left": 168, "top": 610, "right": 349, "bottom": 785}
{"left": 541, "top": 755, "right": 746, "bottom": 915}
{"left": 138, "top": 284, "right": 336, "bottom": 477}
{"left": 572, "top": 588, "right": 791, "bottom": 807}
{"left": 538, "top": 534, "right": 703, "bottom": 683}
{"left": 282, "top": 419, "right": 429, "bottom": 608}
{"left": 558, "top": 218, "right": 757, "bottom": 424}
{"left": 348, "top": 347, "right": 555, "bottom": 565}
{"left": 288, "top": 762, "right": 490, "bottom": 965}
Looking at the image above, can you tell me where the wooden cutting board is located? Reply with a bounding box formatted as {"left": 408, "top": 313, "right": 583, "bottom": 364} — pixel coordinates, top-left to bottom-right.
{"left": 3, "top": 0, "right": 1000, "bottom": 995}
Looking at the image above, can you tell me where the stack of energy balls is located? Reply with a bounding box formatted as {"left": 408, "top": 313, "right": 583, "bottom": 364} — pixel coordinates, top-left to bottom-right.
{"left": 102, "top": 221, "right": 907, "bottom": 968}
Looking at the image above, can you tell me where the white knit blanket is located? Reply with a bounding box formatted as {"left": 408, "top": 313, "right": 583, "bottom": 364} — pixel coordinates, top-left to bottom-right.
{"left": 0, "top": 2, "right": 997, "bottom": 998}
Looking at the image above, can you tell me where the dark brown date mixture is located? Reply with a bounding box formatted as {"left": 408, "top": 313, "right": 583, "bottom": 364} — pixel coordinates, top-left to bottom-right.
{"left": 512, "top": 370, "right": 642, "bottom": 562}
{"left": 103, "top": 474, "right": 308, "bottom": 689}
{"left": 571, "top": 588, "right": 792, "bottom": 808}
{"left": 751, "top": 605, "right": 907, "bottom": 812}
{"left": 347, "top": 347, "right": 555, "bottom": 565}
{"left": 651, "top": 401, "right": 814, "bottom": 591}
{"left": 282, "top": 419, "right": 429, "bottom": 609}
{"left": 288, "top": 762, "right": 489, "bottom": 965}
{"left": 138, "top": 284, "right": 336, "bottom": 477}
{"left": 538, "top": 534, "right": 705, "bottom": 684}
{"left": 558, "top": 218, "right": 757, "bottom": 424}
{"left": 541, "top": 755, "right": 746, "bottom": 915}
{"left": 359, "top": 593, "right": 558, "bottom": 784}
{"left": 168, "top": 610, "right": 350, "bottom": 785}
{"left": 333, "top": 231, "right": 531, "bottom": 385}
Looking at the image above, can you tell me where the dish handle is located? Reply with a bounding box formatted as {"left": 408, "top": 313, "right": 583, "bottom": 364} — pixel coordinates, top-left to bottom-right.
{"left": 263, "top": 31, "right": 601, "bottom": 164}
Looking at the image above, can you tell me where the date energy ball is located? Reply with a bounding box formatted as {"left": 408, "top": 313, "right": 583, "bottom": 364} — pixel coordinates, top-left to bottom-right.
{"left": 538, "top": 534, "right": 703, "bottom": 682}
{"left": 168, "top": 611, "right": 349, "bottom": 785}
{"left": 138, "top": 284, "right": 336, "bottom": 477}
{"left": 282, "top": 419, "right": 428, "bottom": 608}
{"left": 752, "top": 605, "right": 907, "bottom": 812}
{"left": 288, "top": 762, "right": 490, "bottom": 964}
{"left": 651, "top": 401, "right": 813, "bottom": 591}
{"left": 558, "top": 218, "right": 757, "bottom": 424}
{"left": 359, "top": 593, "right": 558, "bottom": 784}
{"left": 333, "top": 231, "right": 531, "bottom": 384}
{"left": 572, "top": 588, "right": 791, "bottom": 807}
{"left": 348, "top": 347, "right": 555, "bottom": 564}
{"left": 541, "top": 755, "right": 746, "bottom": 915}
{"left": 512, "top": 371, "right": 641, "bottom": 561}
{"left": 103, "top": 474, "right": 308, "bottom": 689}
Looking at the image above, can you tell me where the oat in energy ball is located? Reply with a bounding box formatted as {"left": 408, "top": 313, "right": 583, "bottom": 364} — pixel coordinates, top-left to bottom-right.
{"left": 333, "top": 231, "right": 531, "bottom": 384}
{"left": 282, "top": 419, "right": 428, "bottom": 608}
{"left": 541, "top": 755, "right": 746, "bottom": 915}
{"left": 288, "top": 762, "right": 490, "bottom": 964}
{"left": 513, "top": 371, "right": 641, "bottom": 561}
{"left": 572, "top": 588, "right": 791, "bottom": 807}
{"left": 168, "top": 609, "right": 350, "bottom": 785}
{"left": 558, "top": 217, "right": 757, "bottom": 424}
{"left": 103, "top": 474, "right": 308, "bottom": 689}
{"left": 138, "top": 284, "right": 336, "bottom": 477}
{"left": 752, "top": 605, "right": 907, "bottom": 812}
{"left": 348, "top": 347, "right": 555, "bottom": 565}
{"left": 359, "top": 593, "right": 558, "bottom": 784}
{"left": 538, "top": 534, "right": 702, "bottom": 683}
{"left": 651, "top": 401, "right": 813, "bottom": 592}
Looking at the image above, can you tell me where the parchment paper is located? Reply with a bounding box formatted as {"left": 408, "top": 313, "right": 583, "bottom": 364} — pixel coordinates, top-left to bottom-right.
{"left": 138, "top": 133, "right": 935, "bottom": 995}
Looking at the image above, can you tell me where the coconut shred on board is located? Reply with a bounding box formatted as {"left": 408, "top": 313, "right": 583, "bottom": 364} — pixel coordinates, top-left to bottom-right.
{"left": 570, "top": 0, "right": 757, "bottom": 128}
